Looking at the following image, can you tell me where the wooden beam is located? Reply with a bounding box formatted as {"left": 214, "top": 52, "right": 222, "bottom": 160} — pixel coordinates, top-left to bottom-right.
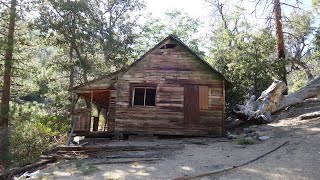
{"left": 72, "top": 89, "right": 115, "bottom": 93}
{"left": 66, "top": 118, "right": 77, "bottom": 145}
{"left": 222, "top": 80, "right": 226, "bottom": 136}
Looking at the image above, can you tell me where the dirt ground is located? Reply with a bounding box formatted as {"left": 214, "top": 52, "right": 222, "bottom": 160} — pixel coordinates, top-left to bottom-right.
{"left": 22, "top": 100, "right": 320, "bottom": 180}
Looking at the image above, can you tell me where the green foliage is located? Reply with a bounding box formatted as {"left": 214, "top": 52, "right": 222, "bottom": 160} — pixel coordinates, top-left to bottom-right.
{"left": 287, "top": 70, "right": 308, "bottom": 93}
{"left": 82, "top": 163, "right": 99, "bottom": 175}
{"left": 5, "top": 102, "right": 69, "bottom": 168}
{"left": 210, "top": 28, "right": 278, "bottom": 109}
{"left": 313, "top": 0, "right": 320, "bottom": 8}
{"left": 236, "top": 134, "right": 255, "bottom": 145}
{"left": 1, "top": 0, "right": 319, "bottom": 170}
{"left": 8, "top": 121, "right": 52, "bottom": 167}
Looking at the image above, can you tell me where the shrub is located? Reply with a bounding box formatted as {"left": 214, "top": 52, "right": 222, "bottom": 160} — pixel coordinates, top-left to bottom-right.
{"left": 7, "top": 121, "right": 52, "bottom": 167}
{"left": 236, "top": 134, "right": 255, "bottom": 145}
{"left": 4, "top": 102, "right": 70, "bottom": 168}
{"left": 82, "top": 164, "right": 99, "bottom": 175}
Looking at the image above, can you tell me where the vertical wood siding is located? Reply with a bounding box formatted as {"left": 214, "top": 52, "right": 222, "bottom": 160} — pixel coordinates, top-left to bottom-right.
{"left": 114, "top": 39, "right": 225, "bottom": 136}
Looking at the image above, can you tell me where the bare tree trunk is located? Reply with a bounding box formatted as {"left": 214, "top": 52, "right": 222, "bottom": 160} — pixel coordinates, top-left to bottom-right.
{"left": 0, "top": 0, "right": 17, "bottom": 168}
{"left": 274, "top": 0, "right": 287, "bottom": 89}
{"left": 69, "top": 44, "right": 74, "bottom": 91}
{"left": 234, "top": 76, "right": 320, "bottom": 123}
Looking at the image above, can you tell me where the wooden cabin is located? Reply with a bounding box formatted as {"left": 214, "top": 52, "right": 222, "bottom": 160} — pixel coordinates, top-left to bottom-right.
{"left": 70, "top": 35, "right": 232, "bottom": 138}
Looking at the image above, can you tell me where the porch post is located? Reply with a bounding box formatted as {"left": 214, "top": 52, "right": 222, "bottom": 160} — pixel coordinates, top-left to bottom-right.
{"left": 67, "top": 93, "right": 77, "bottom": 145}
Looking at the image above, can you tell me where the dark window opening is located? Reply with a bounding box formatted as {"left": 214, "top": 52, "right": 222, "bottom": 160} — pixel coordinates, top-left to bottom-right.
{"left": 145, "top": 88, "right": 156, "bottom": 106}
{"left": 133, "top": 87, "right": 156, "bottom": 106}
{"left": 133, "top": 88, "right": 145, "bottom": 106}
{"left": 160, "top": 43, "right": 177, "bottom": 49}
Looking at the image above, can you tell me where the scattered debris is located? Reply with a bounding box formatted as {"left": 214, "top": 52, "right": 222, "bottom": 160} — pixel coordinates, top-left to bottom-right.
{"left": 258, "top": 136, "right": 270, "bottom": 141}
{"left": 226, "top": 132, "right": 237, "bottom": 139}
{"left": 17, "top": 170, "right": 40, "bottom": 179}
{"left": 1, "top": 156, "right": 57, "bottom": 180}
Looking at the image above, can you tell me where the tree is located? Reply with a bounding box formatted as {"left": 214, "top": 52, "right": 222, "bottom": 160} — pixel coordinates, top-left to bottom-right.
{"left": 137, "top": 9, "right": 205, "bottom": 56}
{"left": 37, "top": 0, "right": 145, "bottom": 83}
{"left": 0, "top": 0, "right": 17, "bottom": 167}
{"left": 273, "top": 0, "right": 287, "bottom": 86}
{"left": 206, "top": 0, "right": 279, "bottom": 108}
{"left": 285, "top": 11, "right": 315, "bottom": 81}
{"left": 87, "top": 0, "right": 145, "bottom": 69}
{"left": 36, "top": 0, "right": 95, "bottom": 87}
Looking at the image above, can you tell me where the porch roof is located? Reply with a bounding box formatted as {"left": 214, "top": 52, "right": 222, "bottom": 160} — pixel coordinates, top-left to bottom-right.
{"left": 71, "top": 73, "right": 118, "bottom": 108}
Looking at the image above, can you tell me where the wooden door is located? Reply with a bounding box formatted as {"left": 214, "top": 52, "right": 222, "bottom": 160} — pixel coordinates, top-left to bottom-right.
{"left": 73, "top": 109, "right": 91, "bottom": 133}
{"left": 184, "top": 85, "right": 200, "bottom": 127}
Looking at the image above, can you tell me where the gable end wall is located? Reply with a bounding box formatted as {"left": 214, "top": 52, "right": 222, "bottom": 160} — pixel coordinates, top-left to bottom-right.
{"left": 114, "top": 39, "right": 225, "bottom": 136}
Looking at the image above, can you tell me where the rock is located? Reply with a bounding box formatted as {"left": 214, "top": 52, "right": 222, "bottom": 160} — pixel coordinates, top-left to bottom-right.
{"left": 258, "top": 126, "right": 268, "bottom": 131}
{"left": 249, "top": 125, "right": 258, "bottom": 131}
{"left": 227, "top": 132, "right": 237, "bottom": 139}
{"left": 258, "top": 136, "right": 270, "bottom": 141}
{"left": 243, "top": 128, "right": 251, "bottom": 133}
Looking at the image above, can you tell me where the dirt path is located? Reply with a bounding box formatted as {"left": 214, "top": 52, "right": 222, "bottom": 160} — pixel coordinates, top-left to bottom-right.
{"left": 25, "top": 100, "right": 320, "bottom": 180}
{"left": 203, "top": 100, "right": 320, "bottom": 180}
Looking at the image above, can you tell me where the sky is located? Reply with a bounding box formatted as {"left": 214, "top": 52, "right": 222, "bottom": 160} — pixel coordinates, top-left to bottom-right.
{"left": 144, "top": 0, "right": 210, "bottom": 19}
{"left": 143, "top": 0, "right": 315, "bottom": 54}
{"left": 144, "top": 0, "right": 314, "bottom": 22}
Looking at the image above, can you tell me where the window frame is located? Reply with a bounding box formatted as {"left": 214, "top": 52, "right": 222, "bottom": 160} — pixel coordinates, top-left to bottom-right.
{"left": 130, "top": 84, "right": 157, "bottom": 107}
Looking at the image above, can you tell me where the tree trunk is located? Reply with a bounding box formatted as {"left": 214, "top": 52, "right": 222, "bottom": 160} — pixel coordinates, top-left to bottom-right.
{"left": 68, "top": 44, "right": 75, "bottom": 114}
{"left": 0, "top": 0, "right": 17, "bottom": 168}
{"left": 233, "top": 76, "right": 320, "bottom": 123}
{"left": 69, "top": 44, "right": 74, "bottom": 91}
{"left": 274, "top": 0, "right": 288, "bottom": 89}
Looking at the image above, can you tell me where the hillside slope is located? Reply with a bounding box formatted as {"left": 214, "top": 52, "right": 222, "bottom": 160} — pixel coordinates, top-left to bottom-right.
{"left": 212, "top": 99, "right": 320, "bottom": 180}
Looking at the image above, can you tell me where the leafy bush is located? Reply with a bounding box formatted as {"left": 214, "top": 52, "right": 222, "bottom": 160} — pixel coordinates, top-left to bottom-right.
{"left": 236, "top": 134, "right": 255, "bottom": 145}
{"left": 8, "top": 121, "right": 52, "bottom": 167}
{"left": 4, "top": 102, "right": 70, "bottom": 168}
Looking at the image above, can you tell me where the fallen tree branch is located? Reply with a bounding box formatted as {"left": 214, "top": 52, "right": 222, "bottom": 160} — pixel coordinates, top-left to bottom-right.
{"left": 234, "top": 76, "right": 320, "bottom": 123}
{"left": 300, "top": 112, "right": 320, "bottom": 120}
{"left": 173, "top": 141, "right": 289, "bottom": 180}
{"left": 0, "top": 156, "right": 57, "bottom": 180}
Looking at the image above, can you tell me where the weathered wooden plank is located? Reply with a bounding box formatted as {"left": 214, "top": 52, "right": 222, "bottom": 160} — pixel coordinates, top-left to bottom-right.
{"left": 222, "top": 80, "right": 226, "bottom": 136}
{"left": 113, "top": 38, "right": 226, "bottom": 137}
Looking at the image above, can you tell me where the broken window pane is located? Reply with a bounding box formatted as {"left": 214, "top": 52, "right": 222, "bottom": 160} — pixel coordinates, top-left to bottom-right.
{"left": 145, "top": 88, "right": 156, "bottom": 106}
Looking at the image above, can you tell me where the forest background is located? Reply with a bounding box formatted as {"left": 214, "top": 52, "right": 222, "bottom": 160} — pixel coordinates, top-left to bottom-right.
{"left": 0, "top": 0, "right": 319, "bottom": 169}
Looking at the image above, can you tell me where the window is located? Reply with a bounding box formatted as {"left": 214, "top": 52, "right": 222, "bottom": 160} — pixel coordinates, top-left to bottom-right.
{"left": 160, "top": 43, "right": 177, "bottom": 49}
{"left": 199, "top": 86, "right": 209, "bottom": 110}
{"left": 132, "top": 87, "right": 156, "bottom": 106}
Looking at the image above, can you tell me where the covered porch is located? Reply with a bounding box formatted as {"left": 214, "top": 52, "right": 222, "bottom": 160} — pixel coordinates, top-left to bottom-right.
{"left": 69, "top": 74, "right": 118, "bottom": 137}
